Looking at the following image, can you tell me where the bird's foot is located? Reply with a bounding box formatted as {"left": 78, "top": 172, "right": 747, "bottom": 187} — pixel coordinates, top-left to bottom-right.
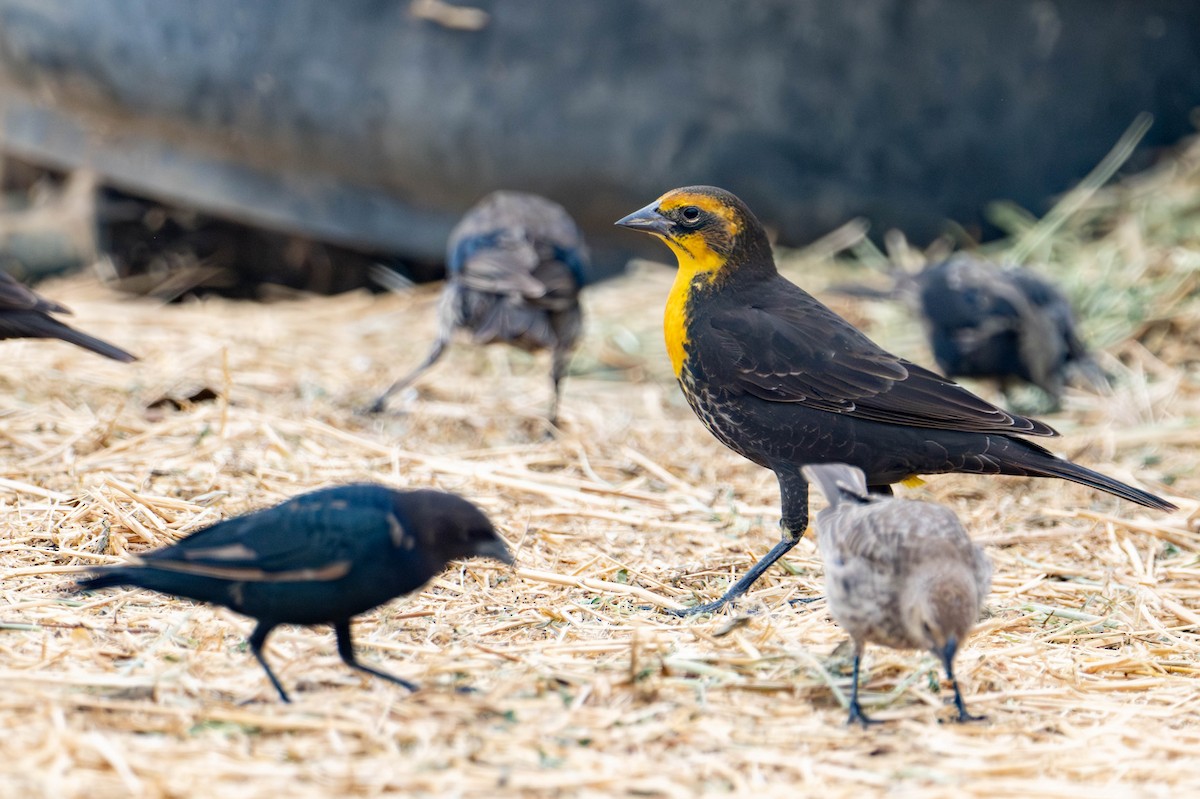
{"left": 361, "top": 398, "right": 389, "bottom": 415}
{"left": 847, "top": 701, "right": 881, "bottom": 728}
{"left": 953, "top": 706, "right": 987, "bottom": 723}
{"left": 664, "top": 595, "right": 739, "bottom": 617}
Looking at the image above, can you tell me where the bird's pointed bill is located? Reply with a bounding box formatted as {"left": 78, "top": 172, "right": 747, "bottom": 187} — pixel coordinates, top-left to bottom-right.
{"left": 615, "top": 203, "right": 672, "bottom": 237}
{"left": 473, "top": 538, "right": 515, "bottom": 565}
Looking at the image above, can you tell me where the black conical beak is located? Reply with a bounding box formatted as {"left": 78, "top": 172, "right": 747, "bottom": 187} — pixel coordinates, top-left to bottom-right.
{"left": 615, "top": 201, "right": 672, "bottom": 237}
{"left": 474, "top": 537, "right": 515, "bottom": 566}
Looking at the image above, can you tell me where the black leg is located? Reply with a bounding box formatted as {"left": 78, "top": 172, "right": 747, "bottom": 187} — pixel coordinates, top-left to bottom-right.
{"left": 334, "top": 619, "right": 419, "bottom": 693}
{"left": 668, "top": 470, "right": 810, "bottom": 616}
{"left": 367, "top": 336, "right": 448, "bottom": 414}
{"left": 247, "top": 621, "right": 290, "bottom": 703}
{"left": 942, "top": 642, "right": 985, "bottom": 723}
{"left": 868, "top": 484, "right": 893, "bottom": 497}
{"left": 668, "top": 537, "right": 804, "bottom": 616}
{"left": 547, "top": 342, "right": 572, "bottom": 429}
{"left": 847, "top": 645, "right": 880, "bottom": 727}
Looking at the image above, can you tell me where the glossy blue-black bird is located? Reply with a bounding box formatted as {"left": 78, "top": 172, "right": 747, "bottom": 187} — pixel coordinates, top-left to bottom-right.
{"left": 0, "top": 271, "right": 136, "bottom": 362}
{"left": 369, "top": 191, "right": 587, "bottom": 425}
{"left": 78, "top": 484, "right": 512, "bottom": 702}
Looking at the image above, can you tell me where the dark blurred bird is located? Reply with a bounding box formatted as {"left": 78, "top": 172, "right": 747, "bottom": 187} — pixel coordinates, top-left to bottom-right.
{"left": 615, "top": 185, "right": 1174, "bottom": 615}
{"left": 804, "top": 463, "right": 991, "bottom": 725}
{"left": 0, "top": 271, "right": 136, "bottom": 362}
{"left": 369, "top": 191, "right": 587, "bottom": 425}
{"left": 842, "top": 254, "right": 1101, "bottom": 406}
{"left": 78, "top": 484, "right": 512, "bottom": 702}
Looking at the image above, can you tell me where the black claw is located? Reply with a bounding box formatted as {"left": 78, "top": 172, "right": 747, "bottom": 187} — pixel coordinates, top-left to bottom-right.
{"left": 664, "top": 601, "right": 722, "bottom": 618}
{"left": 845, "top": 648, "right": 883, "bottom": 728}
{"left": 951, "top": 681, "right": 985, "bottom": 723}
{"left": 847, "top": 701, "right": 882, "bottom": 728}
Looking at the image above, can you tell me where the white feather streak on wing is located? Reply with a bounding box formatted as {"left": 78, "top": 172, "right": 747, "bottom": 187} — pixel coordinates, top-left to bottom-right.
{"left": 140, "top": 559, "right": 353, "bottom": 583}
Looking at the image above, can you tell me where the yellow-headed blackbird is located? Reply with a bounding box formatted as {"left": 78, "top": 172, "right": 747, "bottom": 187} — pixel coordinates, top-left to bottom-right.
{"left": 79, "top": 484, "right": 512, "bottom": 702}
{"left": 804, "top": 463, "right": 991, "bottom": 725}
{"left": 0, "top": 271, "right": 135, "bottom": 362}
{"left": 616, "top": 186, "right": 1174, "bottom": 615}
{"left": 894, "top": 254, "right": 1100, "bottom": 406}
{"left": 370, "top": 191, "right": 587, "bottom": 425}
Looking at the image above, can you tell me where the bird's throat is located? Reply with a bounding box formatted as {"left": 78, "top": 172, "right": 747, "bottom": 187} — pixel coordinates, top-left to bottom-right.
{"left": 660, "top": 234, "right": 728, "bottom": 378}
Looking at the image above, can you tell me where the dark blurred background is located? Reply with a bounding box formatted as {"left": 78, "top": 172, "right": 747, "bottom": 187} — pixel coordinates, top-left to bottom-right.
{"left": 0, "top": 0, "right": 1197, "bottom": 296}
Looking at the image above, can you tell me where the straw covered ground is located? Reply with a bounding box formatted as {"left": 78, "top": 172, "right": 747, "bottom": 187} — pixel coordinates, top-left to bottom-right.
{"left": 1, "top": 142, "right": 1198, "bottom": 798}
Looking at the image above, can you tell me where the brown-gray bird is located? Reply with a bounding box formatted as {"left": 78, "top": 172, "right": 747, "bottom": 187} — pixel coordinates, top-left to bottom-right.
{"left": 803, "top": 462, "right": 992, "bottom": 726}
{"left": 0, "top": 271, "right": 136, "bottom": 362}
{"left": 369, "top": 191, "right": 587, "bottom": 425}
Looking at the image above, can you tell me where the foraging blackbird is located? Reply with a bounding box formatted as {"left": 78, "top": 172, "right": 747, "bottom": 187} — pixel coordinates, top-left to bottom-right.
{"left": 913, "top": 255, "right": 1099, "bottom": 405}
{"left": 804, "top": 463, "right": 991, "bottom": 725}
{"left": 79, "top": 484, "right": 512, "bottom": 701}
{"left": 615, "top": 186, "right": 1174, "bottom": 615}
{"left": 0, "top": 271, "right": 136, "bottom": 362}
{"left": 369, "top": 191, "right": 587, "bottom": 425}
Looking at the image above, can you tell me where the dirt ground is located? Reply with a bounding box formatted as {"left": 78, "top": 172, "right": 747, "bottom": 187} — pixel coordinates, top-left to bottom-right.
{"left": 0, "top": 175, "right": 1197, "bottom": 797}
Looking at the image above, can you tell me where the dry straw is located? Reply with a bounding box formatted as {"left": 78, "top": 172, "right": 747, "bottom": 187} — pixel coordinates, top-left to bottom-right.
{"left": 0, "top": 137, "right": 1197, "bottom": 798}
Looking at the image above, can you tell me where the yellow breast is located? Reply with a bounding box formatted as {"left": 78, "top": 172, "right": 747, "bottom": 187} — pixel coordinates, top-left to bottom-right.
{"left": 664, "top": 267, "right": 692, "bottom": 376}
{"left": 660, "top": 234, "right": 727, "bottom": 378}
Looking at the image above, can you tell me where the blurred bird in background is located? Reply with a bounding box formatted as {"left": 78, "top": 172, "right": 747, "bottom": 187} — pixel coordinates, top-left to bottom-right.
{"left": 914, "top": 255, "right": 1104, "bottom": 406}
{"left": 369, "top": 191, "right": 588, "bottom": 426}
{"left": 78, "top": 483, "right": 512, "bottom": 702}
{"left": 834, "top": 254, "right": 1103, "bottom": 408}
{"left": 0, "top": 270, "right": 136, "bottom": 362}
{"left": 804, "top": 463, "right": 991, "bottom": 725}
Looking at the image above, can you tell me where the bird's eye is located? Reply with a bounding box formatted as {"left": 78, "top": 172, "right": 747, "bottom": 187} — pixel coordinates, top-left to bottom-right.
{"left": 680, "top": 206, "right": 702, "bottom": 223}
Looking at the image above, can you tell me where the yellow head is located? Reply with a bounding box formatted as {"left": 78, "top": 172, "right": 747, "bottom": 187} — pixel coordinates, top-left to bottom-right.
{"left": 616, "top": 186, "right": 776, "bottom": 375}
{"left": 614, "top": 185, "right": 774, "bottom": 285}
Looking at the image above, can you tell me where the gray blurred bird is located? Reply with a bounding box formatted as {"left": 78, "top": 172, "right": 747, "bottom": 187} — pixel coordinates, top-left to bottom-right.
{"left": 0, "top": 271, "right": 136, "bottom": 362}
{"left": 369, "top": 191, "right": 587, "bottom": 425}
{"left": 803, "top": 462, "right": 992, "bottom": 726}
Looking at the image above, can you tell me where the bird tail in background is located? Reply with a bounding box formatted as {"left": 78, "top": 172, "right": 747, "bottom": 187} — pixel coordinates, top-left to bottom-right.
{"left": 802, "top": 463, "right": 871, "bottom": 508}
{"left": 462, "top": 293, "right": 558, "bottom": 351}
{"left": 20, "top": 316, "right": 137, "bottom": 362}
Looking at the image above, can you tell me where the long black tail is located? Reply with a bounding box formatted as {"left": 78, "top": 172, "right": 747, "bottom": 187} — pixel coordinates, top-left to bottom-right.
{"left": 999, "top": 438, "right": 1176, "bottom": 512}
{"left": 47, "top": 320, "right": 138, "bottom": 363}
{"left": 0, "top": 313, "right": 137, "bottom": 362}
{"left": 75, "top": 568, "right": 139, "bottom": 592}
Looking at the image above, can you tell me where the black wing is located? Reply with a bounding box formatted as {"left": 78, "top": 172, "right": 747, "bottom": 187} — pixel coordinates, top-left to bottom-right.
{"left": 139, "top": 486, "right": 396, "bottom": 581}
{"left": 704, "top": 278, "right": 1057, "bottom": 436}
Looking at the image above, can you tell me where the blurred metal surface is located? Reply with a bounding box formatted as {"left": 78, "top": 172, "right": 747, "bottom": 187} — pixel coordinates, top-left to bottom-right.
{"left": 0, "top": 0, "right": 1196, "bottom": 279}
